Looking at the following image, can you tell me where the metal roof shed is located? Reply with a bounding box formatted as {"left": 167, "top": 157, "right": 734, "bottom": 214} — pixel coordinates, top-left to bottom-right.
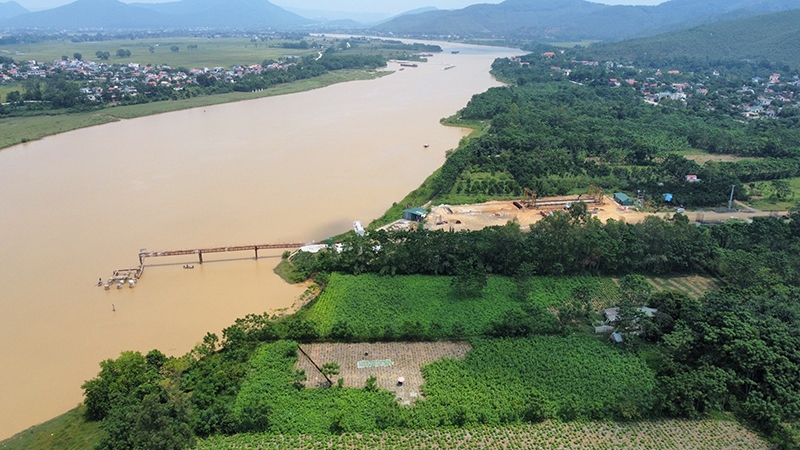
{"left": 402, "top": 207, "right": 428, "bottom": 222}
{"left": 614, "top": 192, "right": 634, "bottom": 206}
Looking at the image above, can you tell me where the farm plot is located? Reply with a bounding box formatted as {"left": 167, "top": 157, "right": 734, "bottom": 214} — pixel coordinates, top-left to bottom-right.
{"left": 647, "top": 275, "right": 718, "bottom": 298}
{"left": 199, "top": 418, "right": 770, "bottom": 449}
{"left": 416, "top": 336, "right": 656, "bottom": 423}
{"left": 525, "top": 276, "right": 621, "bottom": 311}
{"left": 305, "top": 274, "right": 623, "bottom": 339}
{"left": 297, "top": 342, "right": 471, "bottom": 405}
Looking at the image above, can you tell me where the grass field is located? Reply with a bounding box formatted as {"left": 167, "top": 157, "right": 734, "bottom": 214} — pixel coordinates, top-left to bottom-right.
{"left": 550, "top": 40, "right": 600, "bottom": 48}
{"left": 671, "top": 148, "right": 759, "bottom": 164}
{"left": 0, "top": 405, "right": 104, "bottom": 450}
{"left": 746, "top": 177, "right": 800, "bottom": 211}
{"left": 198, "top": 418, "right": 768, "bottom": 449}
{"left": 0, "top": 84, "right": 22, "bottom": 103}
{"left": 1, "top": 37, "right": 319, "bottom": 68}
{"left": 0, "top": 69, "right": 386, "bottom": 150}
{"left": 1, "top": 36, "right": 439, "bottom": 69}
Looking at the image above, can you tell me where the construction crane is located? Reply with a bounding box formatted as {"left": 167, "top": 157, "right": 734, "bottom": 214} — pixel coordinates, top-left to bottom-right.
{"left": 588, "top": 185, "right": 605, "bottom": 205}
{"left": 522, "top": 188, "right": 537, "bottom": 208}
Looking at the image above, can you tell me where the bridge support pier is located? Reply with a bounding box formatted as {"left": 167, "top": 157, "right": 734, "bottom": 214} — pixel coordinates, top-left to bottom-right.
{"left": 198, "top": 252, "right": 203, "bottom": 264}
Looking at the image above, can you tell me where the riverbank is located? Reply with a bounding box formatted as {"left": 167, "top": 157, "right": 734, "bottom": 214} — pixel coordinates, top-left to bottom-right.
{"left": 0, "top": 69, "right": 387, "bottom": 150}
{"left": 0, "top": 43, "right": 518, "bottom": 439}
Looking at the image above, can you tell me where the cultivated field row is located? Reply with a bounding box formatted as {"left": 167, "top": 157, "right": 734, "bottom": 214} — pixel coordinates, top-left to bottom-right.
{"left": 646, "top": 275, "right": 718, "bottom": 298}
{"left": 199, "top": 419, "right": 769, "bottom": 449}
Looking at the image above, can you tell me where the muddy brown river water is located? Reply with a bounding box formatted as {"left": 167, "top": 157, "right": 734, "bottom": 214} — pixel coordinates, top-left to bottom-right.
{"left": 0, "top": 42, "right": 517, "bottom": 439}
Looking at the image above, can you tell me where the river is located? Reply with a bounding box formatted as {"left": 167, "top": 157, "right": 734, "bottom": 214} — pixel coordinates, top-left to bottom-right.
{"left": 0, "top": 41, "right": 517, "bottom": 439}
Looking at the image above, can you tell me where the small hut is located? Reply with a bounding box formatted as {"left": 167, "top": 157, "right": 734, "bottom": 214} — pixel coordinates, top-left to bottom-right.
{"left": 402, "top": 207, "right": 428, "bottom": 222}
{"left": 613, "top": 193, "right": 634, "bottom": 206}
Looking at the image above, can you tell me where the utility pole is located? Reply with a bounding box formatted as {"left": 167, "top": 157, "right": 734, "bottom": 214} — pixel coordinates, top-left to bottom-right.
{"left": 728, "top": 185, "right": 735, "bottom": 210}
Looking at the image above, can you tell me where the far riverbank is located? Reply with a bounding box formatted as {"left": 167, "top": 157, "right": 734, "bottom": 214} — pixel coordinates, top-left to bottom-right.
{"left": 0, "top": 69, "right": 386, "bottom": 151}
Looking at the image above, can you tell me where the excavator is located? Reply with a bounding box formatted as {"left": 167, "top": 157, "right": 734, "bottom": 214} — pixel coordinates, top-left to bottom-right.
{"left": 522, "top": 188, "right": 537, "bottom": 208}
{"left": 588, "top": 185, "right": 605, "bottom": 205}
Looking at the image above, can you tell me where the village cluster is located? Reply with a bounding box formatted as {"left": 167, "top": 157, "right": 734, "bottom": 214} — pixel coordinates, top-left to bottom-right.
{"left": 515, "top": 51, "right": 800, "bottom": 120}
{"left": 0, "top": 56, "right": 298, "bottom": 102}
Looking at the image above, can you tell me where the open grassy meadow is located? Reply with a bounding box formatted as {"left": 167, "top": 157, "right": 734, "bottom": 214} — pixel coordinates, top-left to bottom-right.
{"left": 0, "top": 405, "right": 104, "bottom": 450}
{"left": 2, "top": 36, "right": 439, "bottom": 69}
{"left": 0, "top": 84, "right": 23, "bottom": 103}
{"left": 746, "top": 177, "right": 800, "bottom": 211}
{"left": 670, "top": 148, "right": 760, "bottom": 164}
{"left": 1, "top": 37, "right": 319, "bottom": 68}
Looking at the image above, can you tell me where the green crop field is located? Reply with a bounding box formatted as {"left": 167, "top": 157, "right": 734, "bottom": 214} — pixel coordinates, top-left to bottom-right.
{"left": 232, "top": 341, "right": 401, "bottom": 435}
{"left": 419, "top": 336, "right": 656, "bottom": 423}
{"left": 525, "top": 276, "right": 621, "bottom": 310}
{"left": 198, "top": 419, "right": 769, "bottom": 449}
{"left": 1, "top": 37, "right": 319, "bottom": 68}
{"left": 228, "top": 337, "right": 654, "bottom": 435}
{"left": 306, "top": 274, "right": 520, "bottom": 338}
{"left": 304, "top": 274, "right": 622, "bottom": 339}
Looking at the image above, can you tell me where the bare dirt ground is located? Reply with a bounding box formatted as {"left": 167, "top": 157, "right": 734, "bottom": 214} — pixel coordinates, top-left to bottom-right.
{"left": 645, "top": 275, "right": 719, "bottom": 298}
{"left": 683, "top": 154, "right": 756, "bottom": 164}
{"left": 425, "top": 196, "right": 787, "bottom": 232}
{"left": 296, "top": 342, "right": 471, "bottom": 405}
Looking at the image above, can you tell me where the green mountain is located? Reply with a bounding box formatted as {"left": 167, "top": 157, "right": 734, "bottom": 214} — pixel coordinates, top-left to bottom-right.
{"left": 0, "top": 1, "right": 27, "bottom": 19}
{"left": 6, "top": 0, "right": 169, "bottom": 29}
{"left": 130, "top": 0, "right": 309, "bottom": 29}
{"left": 374, "top": 0, "right": 800, "bottom": 41}
{"left": 585, "top": 8, "right": 800, "bottom": 66}
{"left": 1, "top": 0, "right": 309, "bottom": 30}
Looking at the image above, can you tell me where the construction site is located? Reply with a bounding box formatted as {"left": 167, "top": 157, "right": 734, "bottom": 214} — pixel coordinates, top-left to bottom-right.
{"left": 425, "top": 186, "right": 613, "bottom": 231}
{"left": 423, "top": 186, "right": 783, "bottom": 232}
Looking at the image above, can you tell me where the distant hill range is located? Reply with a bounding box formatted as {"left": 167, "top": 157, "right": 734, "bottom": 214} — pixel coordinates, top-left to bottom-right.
{"left": 0, "top": 0, "right": 27, "bottom": 19}
{"left": 584, "top": 8, "right": 800, "bottom": 66}
{"left": 374, "top": 0, "right": 800, "bottom": 41}
{"left": 278, "top": 6, "right": 439, "bottom": 26}
{"left": 0, "top": 0, "right": 309, "bottom": 29}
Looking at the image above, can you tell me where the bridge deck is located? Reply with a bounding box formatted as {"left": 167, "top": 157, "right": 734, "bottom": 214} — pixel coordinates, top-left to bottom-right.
{"left": 138, "top": 243, "right": 306, "bottom": 264}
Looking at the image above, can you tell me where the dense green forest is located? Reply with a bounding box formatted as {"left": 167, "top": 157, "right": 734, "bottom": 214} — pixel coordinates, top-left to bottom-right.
{"left": 72, "top": 46, "right": 800, "bottom": 450}
{"left": 584, "top": 8, "right": 800, "bottom": 68}
{"left": 426, "top": 50, "right": 800, "bottom": 207}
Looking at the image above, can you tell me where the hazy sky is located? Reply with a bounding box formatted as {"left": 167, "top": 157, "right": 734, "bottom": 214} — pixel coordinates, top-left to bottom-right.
{"left": 17, "top": 0, "right": 667, "bottom": 14}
